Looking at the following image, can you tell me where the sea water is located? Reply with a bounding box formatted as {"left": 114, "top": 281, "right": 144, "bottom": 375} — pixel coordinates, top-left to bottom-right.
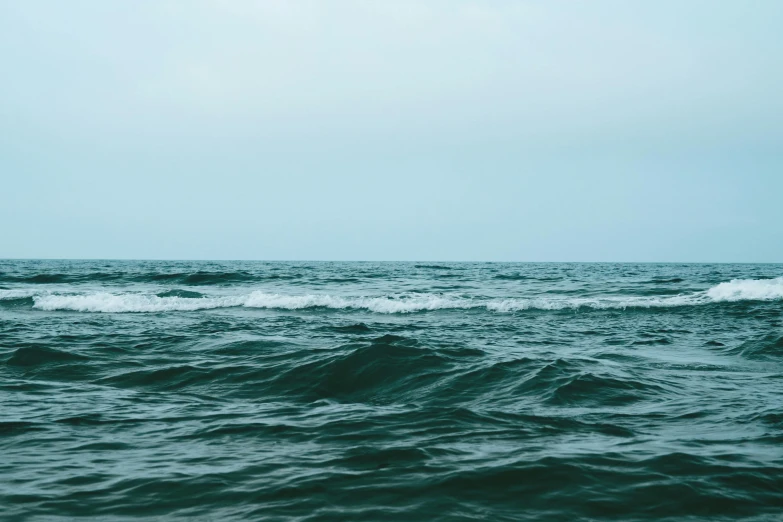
{"left": 1, "top": 260, "right": 782, "bottom": 520}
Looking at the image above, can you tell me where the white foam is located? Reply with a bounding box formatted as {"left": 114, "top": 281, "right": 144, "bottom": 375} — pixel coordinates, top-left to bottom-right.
{"left": 23, "top": 277, "right": 783, "bottom": 313}
{"left": 243, "top": 292, "right": 474, "bottom": 313}
{"left": 706, "top": 276, "right": 783, "bottom": 302}
{"left": 0, "top": 289, "right": 42, "bottom": 300}
{"left": 33, "top": 293, "right": 245, "bottom": 313}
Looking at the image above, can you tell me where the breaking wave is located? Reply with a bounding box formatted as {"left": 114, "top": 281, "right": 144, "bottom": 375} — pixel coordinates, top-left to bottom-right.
{"left": 0, "top": 289, "right": 41, "bottom": 300}
{"left": 19, "top": 277, "right": 783, "bottom": 313}
{"left": 706, "top": 276, "right": 783, "bottom": 301}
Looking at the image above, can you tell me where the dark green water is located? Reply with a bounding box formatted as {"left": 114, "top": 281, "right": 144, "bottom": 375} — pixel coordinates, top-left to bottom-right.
{"left": 1, "top": 261, "right": 782, "bottom": 521}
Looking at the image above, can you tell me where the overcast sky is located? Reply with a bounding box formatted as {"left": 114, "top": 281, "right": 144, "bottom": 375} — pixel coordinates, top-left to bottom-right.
{"left": 1, "top": 1, "right": 781, "bottom": 261}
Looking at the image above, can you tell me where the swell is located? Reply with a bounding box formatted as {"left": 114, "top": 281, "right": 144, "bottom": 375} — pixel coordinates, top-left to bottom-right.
{"left": 0, "top": 270, "right": 262, "bottom": 286}
{"left": 6, "top": 346, "right": 89, "bottom": 366}
{"left": 415, "top": 265, "right": 453, "bottom": 270}
{"left": 83, "top": 337, "right": 670, "bottom": 408}
{"left": 141, "top": 271, "right": 255, "bottom": 285}
{"left": 0, "top": 272, "right": 126, "bottom": 284}
{"left": 722, "top": 334, "right": 783, "bottom": 360}
{"left": 4, "top": 453, "right": 779, "bottom": 520}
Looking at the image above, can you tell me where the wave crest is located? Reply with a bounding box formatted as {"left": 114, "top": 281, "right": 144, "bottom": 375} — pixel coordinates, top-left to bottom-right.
{"left": 21, "top": 276, "right": 782, "bottom": 313}
{"left": 32, "top": 293, "right": 245, "bottom": 313}
{"left": 706, "top": 277, "right": 783, "bottom": 302}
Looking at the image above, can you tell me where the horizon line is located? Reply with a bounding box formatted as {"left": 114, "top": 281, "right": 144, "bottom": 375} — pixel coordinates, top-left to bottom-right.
{"left": 1, "top": 258, "right": 781, "bottom": 265}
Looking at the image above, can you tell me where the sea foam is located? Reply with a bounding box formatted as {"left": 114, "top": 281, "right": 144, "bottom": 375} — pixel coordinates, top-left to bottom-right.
{"left": 705, "top": 276, "right": 783, "bottom": 302}
{"left": 32, "top": 293, "right": 245, "bottom": 313}
{"left": 25, "top": 277, "right": 783, "bottom": 313}
{"left": 0, "top": 289, "right": 42, "bottom": 300}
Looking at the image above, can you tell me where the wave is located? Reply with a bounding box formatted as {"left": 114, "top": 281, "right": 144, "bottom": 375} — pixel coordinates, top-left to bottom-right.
{"left": 0, "top": 289, "right": 42, "bottom": 299}
{"left": 415, "top": 265, "right": 453, "bottom": 270}
{"left": 724, "top": 334, "right": 783, "bottom": 360}
{"left": 7, "top": 346, "right": 89, "bottom": 366}
{"left": 648, "top": 277, "right": 684, "bottom": 284}
{"left": 0, "top": 271, "right": 260, "bottom": 286}
{"left": 0, "top": 272, "right": 124, "bottom": 284}
{"left": 142, "top": 271, "right": 256, "bottom": 285}
{"left": 17, "top": 276, "right": 782, "bottom": 313}
{"left": 156, "top": 289, "right": 205, "bottom": 299}
{"left": 33, "top": 293, "right": 246, "bottom": 313}
{"left": 706, "top": 276, "right": 783, "bottom": 301}
{"left": 494, "top": 274, "right": 533, "bottom": 281}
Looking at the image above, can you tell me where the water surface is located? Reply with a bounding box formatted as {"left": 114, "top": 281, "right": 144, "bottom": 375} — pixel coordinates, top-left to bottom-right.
{"left": 1, "top": 261, "right": 782, "bottom": 520}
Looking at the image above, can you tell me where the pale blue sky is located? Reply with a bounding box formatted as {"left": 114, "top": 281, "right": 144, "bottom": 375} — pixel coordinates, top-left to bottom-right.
{"left": 1, "top": 1, "right": 781, "bottom": 261}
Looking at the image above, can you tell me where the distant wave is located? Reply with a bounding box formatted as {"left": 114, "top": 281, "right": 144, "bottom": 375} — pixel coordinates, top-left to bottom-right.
{"left": 9, "top": 277, "right": 781, "bottom": 313}
{"left": 143, "top": 271, "right": 256, "bottom": 285}
{"left": 0, "top": 289, "right": 41, "bottom": 299}
{"left": 0, "top": 272, "right": 125, "bottom": 284}
{"left": 0, "top": 271, "right": 261, "bottom": 285}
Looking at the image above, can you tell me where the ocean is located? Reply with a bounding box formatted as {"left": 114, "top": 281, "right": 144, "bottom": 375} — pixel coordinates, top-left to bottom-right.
{"left": 1, "top": 260, "right": 782, "bottom": 521}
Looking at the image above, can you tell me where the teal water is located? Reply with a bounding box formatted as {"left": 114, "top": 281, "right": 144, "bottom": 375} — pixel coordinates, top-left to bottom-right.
{"left": 1, "top": 261, "right": 782, "bottom": 521}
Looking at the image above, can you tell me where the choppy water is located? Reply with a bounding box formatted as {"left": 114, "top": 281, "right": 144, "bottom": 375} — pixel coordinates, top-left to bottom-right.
{"left": 2, "top": 260, "right": 782, "bottom": 521}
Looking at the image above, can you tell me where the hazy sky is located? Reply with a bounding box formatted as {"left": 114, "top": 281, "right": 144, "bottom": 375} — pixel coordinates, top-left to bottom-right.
{"left": 1, "top": 1, "right": 781, "bottom": 261}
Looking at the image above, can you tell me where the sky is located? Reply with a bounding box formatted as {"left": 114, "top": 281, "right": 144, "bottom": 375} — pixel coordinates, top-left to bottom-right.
{"left": 1, "top": 0, "right": 781, "bottom": 262}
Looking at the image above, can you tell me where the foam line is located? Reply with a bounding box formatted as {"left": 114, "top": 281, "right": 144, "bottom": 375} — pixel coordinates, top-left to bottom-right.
{"left": 24, "top": 277, "right": 783, "bottom": 313}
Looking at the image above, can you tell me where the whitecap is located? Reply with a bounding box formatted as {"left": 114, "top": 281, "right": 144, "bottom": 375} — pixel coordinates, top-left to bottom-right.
{"left": 705, "top": 277, "right": 783, "bottom": 302}
{"left": 26, "top": 277, "right": 783, "bottom": 313}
